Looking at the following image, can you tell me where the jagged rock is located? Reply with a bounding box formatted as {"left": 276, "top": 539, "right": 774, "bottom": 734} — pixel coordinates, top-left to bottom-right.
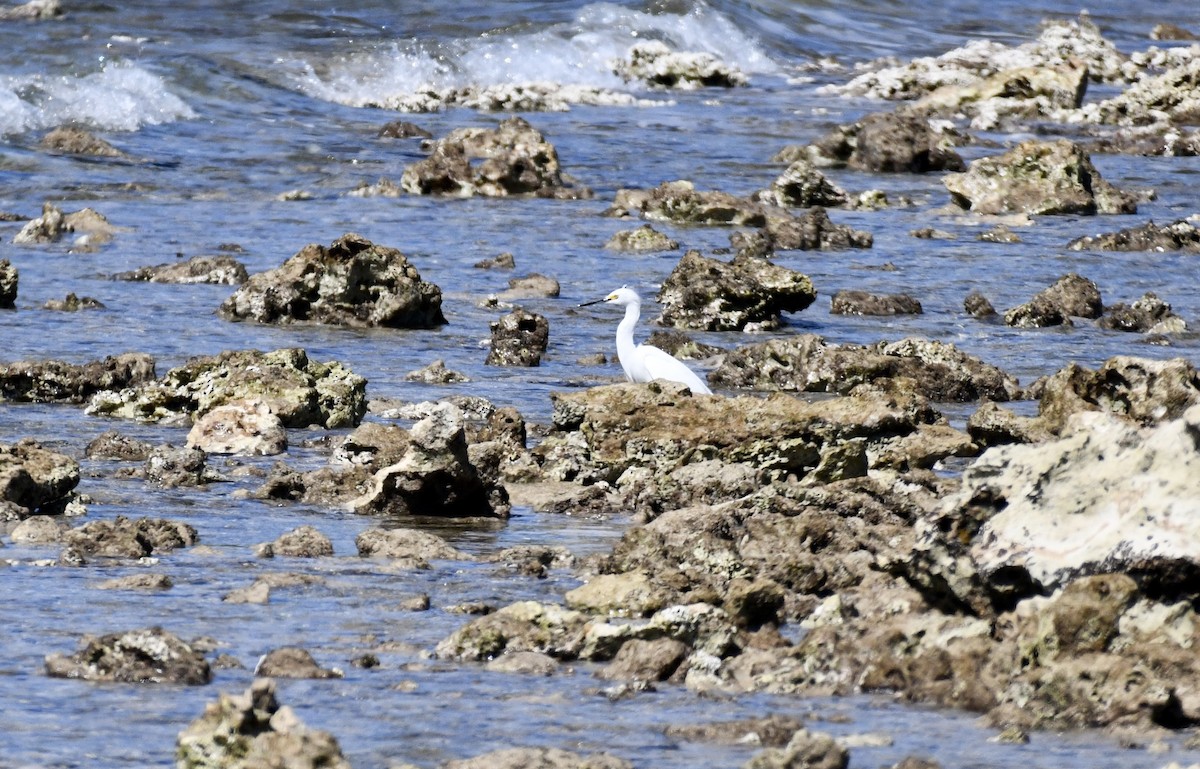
{"left": 1081, "top": 56, "right": 1200, "bottom": 126}
{"left": 219, "top": 233, "right": 445, "bottom": 328}
{"left": 1067, "top": 218, "right": 1200, "bottom": 251}
{"left": 443, "top": 747, "right": 632, "bottom": 769}
{"left": 710, "top": 334, "right": 1020, "bottom": 402}
{"left": 42, "top": 293, "right": 104, "bottom": 311}
{"left": 44, "top": 627, "right": 210, "bottom": 684}
{"left": 613, "top": 40, "right": 747, "bottom": 89}
{"left": 1003, "top": 273, "right": 1103, "bottom": 328}
{"left": 964, "top": 291, "right": 997, "bottom": 318}
{"left": 176, "top": 678, "right": 351, "bottom": 769}
{"left": 0, "top": 353, "right": 156, "bottom": 404}
{"left": 830, "top": 290, "right": 922, "bottom": 316}
{"left": 914, "top": 61, "right": 1088, "bottom": 129}
{"left": 744, "top": 729, "right": 848, "bottom": 769}
{"left": 111, "top": 254, "right": 248, "bottom": 284}
{"left": 754, "top": 160, "right": 848, "bottom": 208}
{"left": 1098, "top": 292, "right": 1187, "bottom": 334}
{"left": 474, "top": 251, "right": 516, "bottom": 269}
{"left": 86, "top": 347, "right": 365, "bottom": 429}
{"left": 610, "top": 180, "right": 768, "bottom": 226}
{"left": 1036, "top": 355, "right": 1200, "bottom": 434}
{"left": 605, "top": 225, "right": 679, "bottom": 252}
{"left": 785, "top": 110, "right": 965, "bottom": 173}
{"left": 656, "top": 250, "right": 816, "bottom": 332}
{"left": 0, "top": 439, "right": 80, "bottom": 519}
{"left": 0, "top": 258, "right": 16, "bottom": 307}
{"left": 405, "top": 359, "right": 469, "bottom": 383}
{"left": 348, "top": 403, "right": 510, "bottom": 518}
{"left": 596, "top": 637, "right": 690, "bottom": 682}
{"left": 97, "top": 573, "right": 173, "bottom": 591}
{"left": 643, "top": 330, "right": 722, "bottom": 361}
{"left": 377, "top": 119, "right": 431, "bottom": 139}
{"left": 186, "top": 400, "right": 288, "bottom": 456}
{"left": 40, "top": 126, "right": 128, "bottom": 158}
{"left": 259, "top": 525, "right": 333, "bottom": 558}
{"left": 255, "top": 647, "right": 342, "bottom": 679}
{"left": 401, "top": 116, "right": 590, "bottom": 199}
{"left": 1084, "top": 124, "right": 1200, "bottom": 157}
{"left": 12, "top": 202, "right": 118, "bottom": 247}
{"left": 142, "top": 445, "right": 216, "bottom": 487}
{"left": 944, "top": 139, "right": 1137, "bottom": 215}
{"left": 85, "top": 431, "right": 154, "bottom": 460}
{"left": 966, "top": 401, "right": 1055, "bottom": 448}
{"left": 65, "top": 515, "right": 198, "bottom": 558}
{"left": 486, "top": 308, "right": 549, "bottom": 367}
{"left": 752, "top": 207, "right": 874, "bottom": 251}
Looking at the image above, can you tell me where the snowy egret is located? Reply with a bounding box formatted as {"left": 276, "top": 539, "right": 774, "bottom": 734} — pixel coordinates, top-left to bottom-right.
{"left": 580, "top": 286, "right": 712, "bottom": 394}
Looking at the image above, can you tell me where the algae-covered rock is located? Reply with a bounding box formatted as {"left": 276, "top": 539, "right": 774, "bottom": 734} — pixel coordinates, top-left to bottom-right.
{"left": 656, "top": 250, "right": 816, "bottom": 332}
{"left": 0, "top": 439, "right": 81, "bottom": 519}
{"left": 1003, "top": 273, "right": 1103, "bottom": 328}
{"left": 45, "top": 626, "right": 210, "bottom": 684}
{"left": 0, "top": 353, "right": 156, "bottom": 404}
{"left": 219, "top": 232, "right": 445, "bottom": 328}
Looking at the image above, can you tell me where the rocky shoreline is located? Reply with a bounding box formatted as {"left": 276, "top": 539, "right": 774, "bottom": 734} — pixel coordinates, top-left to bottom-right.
{"left": 4, "top": 10, "right": 1200, "bottom": 769}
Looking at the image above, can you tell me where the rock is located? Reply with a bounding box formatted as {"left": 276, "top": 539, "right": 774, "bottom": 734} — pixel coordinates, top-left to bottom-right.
{"left": 610, "top": 180, "right": 768, "bottom": 226}
{"left": 405, "top": 360, "right": 469, "bottom": 383}
{"left": 261, "top": 525, "right": 333, "bottom": 558}
{"left": 401, "top": 116, "right": 590, "bottom": 199}
{"left": 947, "top": 405, "right": 1200, "bottom": 600}
{"left": 142, "top": 445, "right": 215, "bottom": 487}
{"left": 186, "top": 399, "right": 288, "bottom": 456}
{"left": 754, "top": 160, "right": 848, "bottom": 208}
{"left": 1098, "top": 292, "right": 1187, "bottom": 334}
{"left": 643, "top": 330, "right": 723, "bottom": 361}
{"left": 42, "top": 293, "right": 104, "bottom": 311}
{"left": 378, "top": 119, "right": 431, "bottom": 139}
{"left": 966, "top": 401, "right": 1055, "bottom": 447}
{"left": 605, "top": 225, "right": 679, "bottom": 252}
{"left": 474, "top": 251, "right": 516, "bottom": 269}
{"left": 0, "top": 0, "right": 61, "bottom": 20}
{"left": 0, "top": 258, "right": 16, "bottom": 307}
{"left": 355, "top": 527, "right": 468, "bottom": 564}
{"left": 485, "top": 650, "right": 559, "bottom": 675}
{"left": 790, "top": 110, "right": 965, "bottom": 173}
{"left": 442, "top": 747, "right": 632, "bottom": 769}
{"left": 830, "top": 290, "right": 922, "bottom": 316}
{"left": 596, "top": 638, "right": 690, "bottom": 682}
{"left": 944, "top": 139, "right": 1137, "bottom": 215}
{"left": 752, "top": 207, "right": 874, "bottom": 251}
{"left": 499, "top": 273, "right": 560, "bottom": 300}
{"left": 44, "top": 627, "right": 210, "bottom": 684}
{"left": 566, "top": 571, "right": 668, "bottom": 617}
{"left": 1036, "top": 355, "right": 1200, "bottom": 433}
{"left": 224, "top": 581, "right": 271, "bottom": 605}
{"left": 13, "top": 202, "right": 118, "bottom": 247}
{"left": 656, "top": 250, "right": 816, "bottom": 332}
{"left": 219, "top": 233, "right": 445, "bottom": 328}
{"left": 435, "top": 600, "right": 589, "bottom": 661}
{"left": 85, "top": 431, "right": 154, "bottom": 460}
{"left": 1151, "top": 23, "right": 1198, "bottom": 41}
{"left": 665, "top": 715, "right": 806, "bottom": 747}
{"left": 65, "top": 516, "right": 198, "bottom": 558}
{"left": 1067, "top": 219, "right": 1200, "bottom": 251}
{"left": 255, "top": 647, "right": 342, "bottom": 679}
{"left": 978, "top": 225, "right": 1022, "bottom": 244}
{"left": 111, "top": 254, "right": 248, "bottom": 284}
{"left": 1082, "top": 56, "right": 1200, "bottom": 126}
{"left": 743, "top": 728, "right": 848, "bottom": 769}
{"left": 613, "top": 40, "right": 746, "bottom": 89}
{"left": 0, "top": 353, "right": 156, "bottom": 404}
{"left": 710, "top": 334, "right": 1021, "bottom": 402}
{"left": 915, "top": 61, "right": 1088, "bottom": 129}
{"left": 96, "top": 573, "right": 173, "bottom": 590}
{"left": 1003, "top": 273, "right": 1103, "bottom": 328}
{"left": 963, "top": 291, "right": 997, "bottom": 318}
{"left": 10, "top": 514, "right": 65, "bottom": 544}
{"left": 176, "top": 678, "right": 351, "bottom": 769}
{"left": 486, "top": 308, "right": 549, "bottom": 367}
{"left": 348, "top": 403, "right": 511, "bottom": 518}
{"left": 86, "top": 347, "right": 366, "bottom": 429}
{"left": 0, "top": 439, "right": 80, "bottom": 518}
{"left": 40, "top": 126, "right": 128, "bottom": 158}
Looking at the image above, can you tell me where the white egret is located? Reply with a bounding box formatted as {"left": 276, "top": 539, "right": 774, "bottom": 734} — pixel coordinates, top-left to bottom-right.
{"left": 580, "top": 286, "right": 712, "bottom": 394}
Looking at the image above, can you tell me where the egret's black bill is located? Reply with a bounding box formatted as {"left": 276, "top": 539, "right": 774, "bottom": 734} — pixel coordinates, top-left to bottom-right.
{"left": 578, "top": 297, "right": 607, "bottom": 307}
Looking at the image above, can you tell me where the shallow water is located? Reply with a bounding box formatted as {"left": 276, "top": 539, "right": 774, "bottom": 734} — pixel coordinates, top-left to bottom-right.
{"left": 3, "top": 1, "right": 1200, "bottom": 767}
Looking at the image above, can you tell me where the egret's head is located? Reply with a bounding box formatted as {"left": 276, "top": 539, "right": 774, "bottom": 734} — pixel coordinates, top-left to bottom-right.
{"left": 580, "top": 285, "right": 640, "bottom": 309}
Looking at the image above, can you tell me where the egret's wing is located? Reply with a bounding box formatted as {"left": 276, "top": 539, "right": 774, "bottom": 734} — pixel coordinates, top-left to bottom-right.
{"left": 638, "top": 344, "right": 712, "bottom": 394}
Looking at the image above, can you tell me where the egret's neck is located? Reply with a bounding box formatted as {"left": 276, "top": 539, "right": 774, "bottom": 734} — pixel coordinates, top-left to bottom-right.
{"left": 615, "top": 301, "right": 640, "bottom": 380}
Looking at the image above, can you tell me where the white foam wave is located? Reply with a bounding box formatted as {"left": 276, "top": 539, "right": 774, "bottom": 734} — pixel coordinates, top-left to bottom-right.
{"left": 0, "top": 61, "right": 195, "bottom": 136}
{"left": 292, "top": 0, "right": 779, "bottom": 110}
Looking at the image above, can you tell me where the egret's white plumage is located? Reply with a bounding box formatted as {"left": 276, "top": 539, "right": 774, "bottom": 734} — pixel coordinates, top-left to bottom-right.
{"left": 581, "top": 287, "right": 712, "bottom": 394}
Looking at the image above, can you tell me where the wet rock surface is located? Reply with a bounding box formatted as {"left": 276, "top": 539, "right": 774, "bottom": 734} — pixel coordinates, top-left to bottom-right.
{"left": 40, "top": 126, "right": 128, "bottom": 158}
{"left": 64, "top": 515, "right": 198, "bottom": 558}
{"left": 486, "top": 308, "right": 549, "bottom": 366}
{"left": 219, "top": 232, "right": 446, "bottom": 328}
{"left": 0, "top": 258, "right": 16, "bottom": 307}
{"left": 44, "top": 626, "right": 211, "bottom": 684}
{"left": 830, "top": 290, "right": 922, "bottom": 316}
{"left": 1097, "top": 292, "right": 1187, "bottom": 334}
{"left": 656, "top": 250, "right": 816, "bottom": 332}
{"left": 0, "top": 439, "right": 81, "bottom": 519}
{"left": 86, "top": 347, "right": 366, "bottom": 429}
{"left": 786, "top": 110, "right": 965, "bottom": 173}
{"left": 613, "top": 40, "right": 747, "bottom": 89}
{"left": 604, "top": 224, "right": 679, "bottom": 252}
{"left": 1004, "top": 273, "right": 1103, "bottom": 328}
{"left": 186, "top": 399, "right": 288, "bottom": 456}
{"left": 0, "top": 353, "right": 156, "bottom": 404}
{"left": 112, "top": 254, "right": 248, "bottom": 284}
{"left": 1067, "top": 218, "right": 1200, "bottom": 251}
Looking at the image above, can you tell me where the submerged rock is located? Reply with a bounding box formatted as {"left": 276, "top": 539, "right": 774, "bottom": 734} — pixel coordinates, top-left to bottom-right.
{"left": 12, "top": 201, "right": 118, "bottom": 247}
{"left": 40, "top": 126, "right": 128, "bottom": 159}
{"left": 610, "top": 180, "right": 768, "bottom": 226}
{"left": 0, "top": 258, "right": 16, "bottom": 307}
{"left": 86, "top": 347, "right": 366, "bottom": 429}
{"left": 255, "top": 647, "right": 342, "bottom": 679}
{"left": 0, "top": 353, "right": 156, "bottom": 404}
{"left": 405, "top": 359, "right": 469, "bottom": 383}
{"left": 0, "top": 439, "right": 80, "bottom": 519}
{"left": 44, "top": 626, "right": 210, "bottom": 684}
{"left": 219, "top": 232, "right": 445, "bottom": 328}
{"left": 401, "top": 116, "right": 590, "bottom": 199}
{"left": 830, "top": 290, "right": 922, "bottom": 316}
{"left": 1067, "top": 218, "right": 1200, "bottom": 251}
{"left": 111, "top": 254, "right": 248, "bottom": 285}
{"left": 656, "top": 250, "right": 816, "bottom": 332}
{"left": 486, "top": 308, "right": 549, "bottom": 367}
{"left": 710, "top": 334, "right": 1021, "bottom": 403}
{"left": 443, "top": 747, "right": 632, "bottom": 769}
{"left": 42, "top": 293, "right": 104, "bottom": 311}
{"left": 944, "top": 139, "right": 1137, "bottom": 215}
{"left": 176, "top": 678, "right": 350, "bottom": 769}
{"left": 612, "top": 40, "right": 747, "bottom": 89}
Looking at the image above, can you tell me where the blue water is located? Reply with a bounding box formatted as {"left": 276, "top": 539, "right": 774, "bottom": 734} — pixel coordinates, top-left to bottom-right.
{"left": 3, "top": 1, "right": 1200, "bottom": 766}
